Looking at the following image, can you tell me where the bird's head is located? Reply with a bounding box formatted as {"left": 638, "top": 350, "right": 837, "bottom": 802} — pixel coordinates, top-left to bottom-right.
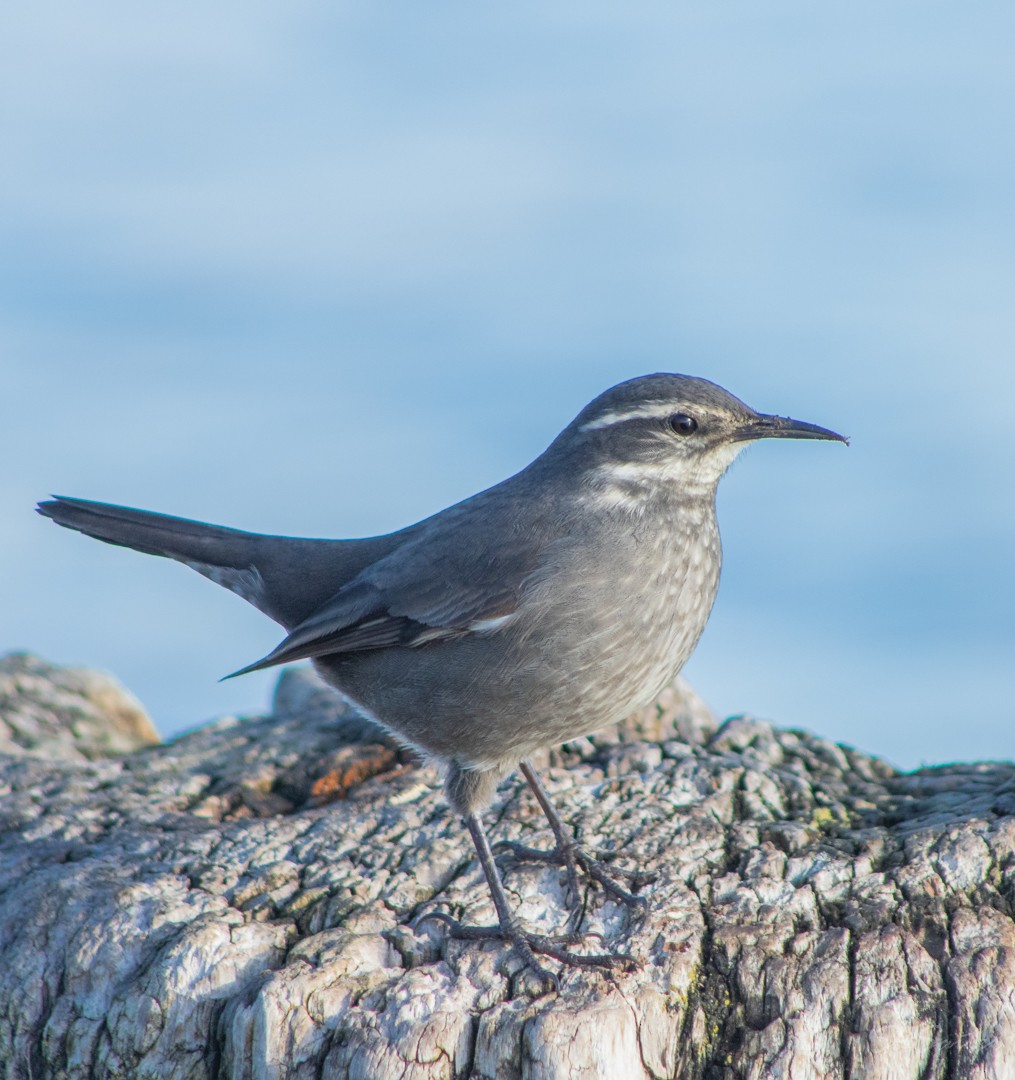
{"left": 547, "top": 373, "right": 847, "bottom": 499}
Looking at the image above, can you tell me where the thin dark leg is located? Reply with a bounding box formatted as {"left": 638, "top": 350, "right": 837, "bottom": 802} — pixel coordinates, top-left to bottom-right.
{"left": 418, "top": 809, "right": 637, "bottom": 986}
{"left": 518, "top": 761, "right": 583, "bottom": 905}
{"left": 462, "top": 812, "right": 556, "bottom": 988}
{"left": 494, "top": 760, "right": 654, "bottom": 914}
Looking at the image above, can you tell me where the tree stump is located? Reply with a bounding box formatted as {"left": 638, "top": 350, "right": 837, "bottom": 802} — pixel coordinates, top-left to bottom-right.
{"left": 1, "top": 654, "right": 1012, "bottom": 1079}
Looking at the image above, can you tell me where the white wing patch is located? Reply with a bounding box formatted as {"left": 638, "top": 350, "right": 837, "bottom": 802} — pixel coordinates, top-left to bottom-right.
{"left": 468, "top": 612, "right": 518, "bottom": 634}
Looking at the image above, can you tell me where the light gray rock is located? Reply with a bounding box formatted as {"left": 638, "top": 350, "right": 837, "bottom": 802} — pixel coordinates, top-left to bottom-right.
{"left": 1, "top": 659, "right": 1013, "bottom": 1079}
{"left": 0, "top": 651, "right": 159, "bottom": 760}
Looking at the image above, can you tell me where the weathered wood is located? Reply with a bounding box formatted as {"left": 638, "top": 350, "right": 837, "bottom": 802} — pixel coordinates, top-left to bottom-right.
{"left": 1, "top": 655, "right": 1012, "bottom": 1079}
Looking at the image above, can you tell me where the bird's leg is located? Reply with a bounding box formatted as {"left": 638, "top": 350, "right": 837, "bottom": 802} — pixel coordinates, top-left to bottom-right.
{"left": 502, "top": 760, "right": 583, "bottom": 911}
{"left": 420, "top": 812, "right": 637, "bottom": 987}
{"left": 417, "top": 764, "right": 637, "bottom": 986}
{"left": 493, "top": 760, "right": 655, "bottom": 918}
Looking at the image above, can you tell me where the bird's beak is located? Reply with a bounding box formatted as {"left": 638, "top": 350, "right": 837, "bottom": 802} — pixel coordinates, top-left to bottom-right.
{"left": 733, "top": 413, "right": 849, "bottom": 445}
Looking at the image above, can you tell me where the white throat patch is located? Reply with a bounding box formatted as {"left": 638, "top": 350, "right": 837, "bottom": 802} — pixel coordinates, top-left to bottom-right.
{"left": 588, "top": 441, "right": 746, "bottom": 511}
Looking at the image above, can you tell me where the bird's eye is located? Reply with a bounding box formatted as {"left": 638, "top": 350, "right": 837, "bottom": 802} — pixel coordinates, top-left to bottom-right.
{"left": 668, "top": 413, "right": 698, "bottom": 436}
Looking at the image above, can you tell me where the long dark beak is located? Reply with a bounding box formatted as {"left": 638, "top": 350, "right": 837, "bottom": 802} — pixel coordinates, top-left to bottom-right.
{"left": 734, "top": 413, "right": 849, "bottom": 445}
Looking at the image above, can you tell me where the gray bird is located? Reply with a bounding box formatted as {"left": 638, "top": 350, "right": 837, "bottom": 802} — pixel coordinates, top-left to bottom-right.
{"left": 38, "top": 373, "right": 845, "bottom": 985}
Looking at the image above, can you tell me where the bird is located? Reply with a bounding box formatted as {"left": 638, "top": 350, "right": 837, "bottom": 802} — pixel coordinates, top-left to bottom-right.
{"left": 38, "top": 373, "right": 846, "bottom": 987}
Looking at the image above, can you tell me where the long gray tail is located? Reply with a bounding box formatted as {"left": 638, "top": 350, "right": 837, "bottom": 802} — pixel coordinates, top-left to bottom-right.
{"left": 38, "top": 495, "right": 265, "bottom": 567}
{"left": 37, "top": 496, "right": 394, "bottom": 630}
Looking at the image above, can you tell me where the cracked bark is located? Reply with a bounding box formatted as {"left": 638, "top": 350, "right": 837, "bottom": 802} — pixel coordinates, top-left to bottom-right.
{"left": 1, "top": 654, "right": 1013, "bottom": 1079}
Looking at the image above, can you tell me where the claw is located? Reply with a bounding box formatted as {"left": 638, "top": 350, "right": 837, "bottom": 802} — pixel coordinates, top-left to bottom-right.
{"left": 416, "top": 909, "right": 638, "bottom": 987}
{"left": 493, "top": 838, "right": 584, "bottom": 910}
{"left": 494, "top": 837, "right": 652, "bottom": 913}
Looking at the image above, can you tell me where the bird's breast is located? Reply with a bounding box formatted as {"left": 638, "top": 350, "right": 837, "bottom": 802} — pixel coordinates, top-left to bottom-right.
{"left": 509, "top": 502, "right": 722, "bottom": 735}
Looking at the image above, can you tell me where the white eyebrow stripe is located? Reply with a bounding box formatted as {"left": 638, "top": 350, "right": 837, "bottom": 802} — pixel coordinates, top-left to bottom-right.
{"left": 579, "top": 403, "right": 679, "bottom": 432}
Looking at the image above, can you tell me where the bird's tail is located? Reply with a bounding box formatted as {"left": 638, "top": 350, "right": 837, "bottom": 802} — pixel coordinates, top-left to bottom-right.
{"left": 36, "top": 495, "right": 385, "bottom": 630}
{"left": 37, "top": 494, "right": 283, "bottom": 613}
{"left": 38, "top": 496, "right": 258, "bottom": 567}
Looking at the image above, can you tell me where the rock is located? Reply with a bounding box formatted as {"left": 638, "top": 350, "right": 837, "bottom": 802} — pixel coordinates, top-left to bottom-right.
{"left": 0, "top": 651, "right": 159, "bottom": 760}
{"left": 0, "top": 657, "right": 1012, "bottom": 1079}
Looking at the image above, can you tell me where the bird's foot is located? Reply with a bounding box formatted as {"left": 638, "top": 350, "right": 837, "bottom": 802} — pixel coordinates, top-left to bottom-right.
{"left": 417, "top": 910, "right": 638, "bottom": 992}
{"left": 493, "top": 838, "right": 655, "bottom": 913}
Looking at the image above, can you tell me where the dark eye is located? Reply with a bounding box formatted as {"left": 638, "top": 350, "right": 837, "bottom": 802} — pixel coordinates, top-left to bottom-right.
{"left": 668, "top": 413, "right": 698, "bottom": 436}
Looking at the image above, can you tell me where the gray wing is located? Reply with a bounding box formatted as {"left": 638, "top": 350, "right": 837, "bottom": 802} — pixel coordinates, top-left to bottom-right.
{"left": 224, "top": 505, "right": 536, "bottom": 678}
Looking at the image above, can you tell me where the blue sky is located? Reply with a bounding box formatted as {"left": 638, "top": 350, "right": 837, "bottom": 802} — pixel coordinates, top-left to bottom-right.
{"left": 3, "top": 3, "right": 1013, "bottom": 767}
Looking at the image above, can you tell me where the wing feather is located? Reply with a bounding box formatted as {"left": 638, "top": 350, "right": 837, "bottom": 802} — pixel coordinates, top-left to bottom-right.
{"left": 225, "top": 496, "right": 542, "bottom": 678}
